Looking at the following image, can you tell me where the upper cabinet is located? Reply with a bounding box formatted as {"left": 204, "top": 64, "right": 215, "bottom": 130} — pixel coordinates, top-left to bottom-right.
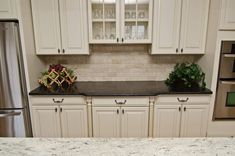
{"left": 0, "top": 0, "right": 17, "bottom": 19}
{"left": 31, "top": 0, "right": 89, "bottom": 55}
{"left": 88, "top": 0, "right": 153, "bottom": 44}
{"left": 219, "top": 0, "right": 235, "bottom": 30}
{"left": 152, "top": 0, "right": 210, "bottom": 54}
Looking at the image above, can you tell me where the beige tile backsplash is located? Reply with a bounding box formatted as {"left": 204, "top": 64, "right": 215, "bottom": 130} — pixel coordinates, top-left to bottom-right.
{"left": 42, "top": 45, "right": 198, "bottom": 81}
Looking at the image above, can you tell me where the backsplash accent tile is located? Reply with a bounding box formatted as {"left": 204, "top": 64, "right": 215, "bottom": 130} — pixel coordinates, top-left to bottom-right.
{"left": 42, "top": 45, "right": 198, "bottom": 81}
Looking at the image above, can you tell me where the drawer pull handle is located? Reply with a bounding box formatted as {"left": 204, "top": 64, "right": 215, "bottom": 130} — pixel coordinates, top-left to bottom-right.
{"left": 115, "top": 100, "right": 127, "bottom": 105}
{"left": 179, "top": 107, "right": 181, "bottom": 112}
{"left": 55, "top": 108, "right": 57, "bottom": 112}
{"left": 184, "top": 107, "right": 186, "bottom": 112}
{"left": 122, "top": 109, "right": 124, "bottom": 114}
{"left": 117, "top": 109, "right": 119, "bottom": 114}
{"left": 177, "top": 98, "right": 189, "bottom": 103}
{"left": 53, "top": 98, "right": 64, "bottom": 103}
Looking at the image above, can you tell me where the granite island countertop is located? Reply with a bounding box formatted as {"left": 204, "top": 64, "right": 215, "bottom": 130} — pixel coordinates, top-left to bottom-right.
{"left": 29, "top": 81, "right": 212, "bottom": 96}
{"left": 0, "top": 138, "right": 234, "bottom": 156}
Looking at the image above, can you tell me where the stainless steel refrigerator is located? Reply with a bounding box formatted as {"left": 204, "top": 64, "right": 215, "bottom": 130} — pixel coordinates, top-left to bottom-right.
{"left": 0, "top": 21, "right": 32, "bottom": 137}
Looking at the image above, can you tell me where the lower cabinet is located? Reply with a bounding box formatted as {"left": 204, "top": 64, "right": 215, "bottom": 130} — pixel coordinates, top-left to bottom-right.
{"left": 153, "top": 95, "right": 210, "bottom": 137}
{"left": 30, "top": 97, "right": 88, "bottom": 138}
{"left": 32, "top": 105, "right": 61, "bottom": 137}
{"left": 92, "top": 106, "right": 149, "bottom": 137}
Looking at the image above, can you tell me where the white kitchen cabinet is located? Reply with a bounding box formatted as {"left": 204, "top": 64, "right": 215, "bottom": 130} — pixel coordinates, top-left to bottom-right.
{"left": 0, "top": 0, "right": 17, "bottom": 19}
{"left": 152, "top": 0, "right": 181, "bottom": 54}
{"left": 153, "top": 95, "right": 210, "bottom": 137}
{"left": 60, "top": 105, "right": 88, "bottom": 138}
{"left": 32, "top": 105, "right": 61, "bottom": 137}
{"left": 92, "top": 107, "right": 120, "bottom": 137}
{"left": 31, "top": 0, "right": 89, "bottom": 55}
{"left": 121, "top": 107, "right": 148, "bottom": 137}
{"left": 219, "top": 0, "right": 235, "bottom": 30}
{"left": 88, "top": 0, "right": 153, "bottom": 44}
{"left": 30, "top": 96, "right": 88, "bottom": 138}
{"left": 180, "top": 105, "right": 209, "bottom": 137}
{"left": 92, "top": 97, "right": 149, "bottom": 137}
{"left": 152, "top": 0, "right": 209, "bottom": 54}
{"left": 153, "top": 105, "right": 181, "bottom": 137}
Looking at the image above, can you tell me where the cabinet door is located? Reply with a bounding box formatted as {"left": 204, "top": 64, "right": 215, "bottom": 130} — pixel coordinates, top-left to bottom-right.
{"left": 88, "top": 0, "right": 120, "bottom": 44}
{"left": 153, "top": 105, "right": 181, "bottom": 137}
{"left": 180, "top": 105, "right": 209, "bottom": 137}
{"left": 121, "top": 107, "right": 149, "bottom": 137}
{"left": 31, "top": 0, "right": 61, "bottom": 54}
{"left": 220, "top": 0, "right": 235, "bottom": 30}
{"left": 60, "top": 105, "right": 88, "bottom": 137}
{"left": 121, "top": 0, "right": 153, "bottom": 44}
{"left": 32, "top": 106, "right": 61, "bottom": 137}
{"left": 59, "top": 0, "right": 89, "bottom": 54}
{"left": 0, "top": 0, "right": 17, "bottom": 19}
{"left": 179, "top": 0, "right": 210, "bottom": 54}
{"left": 92, "top": 107, "right": 120, "bottom": 137}
{"left": 152, "top": 0, "right": 181, "bottom": 54}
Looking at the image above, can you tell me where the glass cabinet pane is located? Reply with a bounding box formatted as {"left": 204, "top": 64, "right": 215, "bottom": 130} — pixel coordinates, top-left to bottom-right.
{"left": 125, "top": 0, "right": 137, "bottom": 20}
{"left": 104, "top": 0, "right": 116, "bottom": 20}
{"left": 105, "top": 22, "right": 116, "bottom": 40}
{"left": 125, "top": 22, "right": 136, "bottom": 40}
{"left": 92, "top": 22, "right": 103, "bottom": 40}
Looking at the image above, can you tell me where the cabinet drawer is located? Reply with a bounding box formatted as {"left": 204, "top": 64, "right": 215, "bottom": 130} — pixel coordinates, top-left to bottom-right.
{"left": 92, "top": 97, "right": 149, "bottom": 107}
{"left": 30, "top": 96, "right": 86, "bottom": 105}
{"left": 155, "top": 95, "right": 211, "bottom": 105}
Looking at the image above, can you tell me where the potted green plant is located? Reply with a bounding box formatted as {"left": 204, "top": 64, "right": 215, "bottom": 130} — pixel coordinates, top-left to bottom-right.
{"left": 165, "top": 63, "right": 206, "bottom": 91}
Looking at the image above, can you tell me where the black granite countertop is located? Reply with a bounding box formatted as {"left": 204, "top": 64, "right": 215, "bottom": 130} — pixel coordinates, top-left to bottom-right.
{"left": 29, "top": 81, "right": 212, "bottom": 96}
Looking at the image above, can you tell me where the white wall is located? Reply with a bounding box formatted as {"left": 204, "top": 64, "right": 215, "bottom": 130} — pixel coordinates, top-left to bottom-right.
{"left": 19, "top": 0, "right": 46, "bottom": 90}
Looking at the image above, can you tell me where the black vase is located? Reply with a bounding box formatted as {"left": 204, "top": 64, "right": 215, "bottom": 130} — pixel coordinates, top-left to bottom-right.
{"left": 170, "top": 79, "right": 200, "bottom": 92}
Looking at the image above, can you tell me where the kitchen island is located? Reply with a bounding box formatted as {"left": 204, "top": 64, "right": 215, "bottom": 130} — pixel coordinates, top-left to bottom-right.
{"left": 0, "top": 138, "right": 234, "bottom": 156}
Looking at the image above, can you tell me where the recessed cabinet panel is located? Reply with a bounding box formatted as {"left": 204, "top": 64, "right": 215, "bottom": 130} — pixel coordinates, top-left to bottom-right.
{"left": 180, "top": 0, "right": 210, "bottom": 54}
{"left": 180, "top": 105, "right": 209, "bottom": 137}
{"left": 59, "top": 0, "right": 89, "bottom": 54}
{"left": 121, "top": 107, "right": 148, "bottom": 137}
{"left": 152, "top": 0, "right": 181, "bottom": 54}
{"left": 0, "top": 0, "right": 17, "bottom": 19}
{"left": 32, "top": 106, "right": 61, "bottom": 137}
{"left": 31, "top": 0, "right": 61, "bottom": 54}
{"left": 92, "top": 107, "right": 120, "bottom": 137}
{"left": 153, "top": 105, "right": 181, "bottom": 137}
{"left": 220, "top": 0, "right": 235, "bottom": 30}
{"left": 60, "top": 105, "right": 88, "bottom": 137}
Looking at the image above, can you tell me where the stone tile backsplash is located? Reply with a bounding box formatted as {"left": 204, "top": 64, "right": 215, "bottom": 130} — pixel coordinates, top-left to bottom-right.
{"left": 42, "top": 45, "right": 198, "bottom": 81}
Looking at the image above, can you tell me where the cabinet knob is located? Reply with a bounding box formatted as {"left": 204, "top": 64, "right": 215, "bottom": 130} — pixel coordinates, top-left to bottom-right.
{"left": 184, "top": 107, "right": 186, "bottom": 112}
{"left": 117, "top": 38, "right": 119, "bottom": 43}
{"left": 117, "top": 109, "right": 119, "bottom": 114}
{"left": 122, "top": 38, "right": 124, "bottom": 43}
{"left": 55, "top": 108, "right": 57, "bottom": 112}
{"left": 176, "top": 48, "right": 178, "bottom": 53}
{"left": 179, "top": 107, "right": 181, "bottom": 112}
{"left": 181, "top": 48, "right": 183, "bottom": 53}
{"left": 122, "top": 109, "right": 125, "bottom": 114}
{"left": 62, "top": 49, "right": 65, "bottom": 54}
{"left": 58, "top": 49, "right": 60, "bottom": 54}
{"left": 60, "top": 108, "right": 62, "bottom": 112}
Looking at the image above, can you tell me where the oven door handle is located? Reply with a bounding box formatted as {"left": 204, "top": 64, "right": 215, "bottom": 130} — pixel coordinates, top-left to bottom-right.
{"left": 220, "top": 81, "right": 235, "bottom": 85}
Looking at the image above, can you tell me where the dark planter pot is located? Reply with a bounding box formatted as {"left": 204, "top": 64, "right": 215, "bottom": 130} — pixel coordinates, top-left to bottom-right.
{"left": 170, "top": 80, "right": 201, "bottom": 92}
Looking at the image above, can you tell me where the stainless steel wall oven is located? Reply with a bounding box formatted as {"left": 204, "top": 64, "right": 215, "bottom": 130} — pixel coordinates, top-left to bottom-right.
{"left": 214, "top": 41, "right": 235, "bottom": 120}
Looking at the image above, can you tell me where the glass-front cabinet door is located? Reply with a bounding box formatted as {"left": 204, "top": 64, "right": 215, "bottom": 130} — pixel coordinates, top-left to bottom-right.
{"left": 88, "top": 0, "right": 120, "bottom": 43}
{"left": 122, "top": 0, "right": 152, "bottom": 43}
{"left": 88, "top": 0, "right": 152, "bottom": 44}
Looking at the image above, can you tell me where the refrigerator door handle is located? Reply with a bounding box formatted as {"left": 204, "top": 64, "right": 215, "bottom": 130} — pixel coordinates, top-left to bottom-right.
{"left": 0, "top": 111, "right": 21, "bottom": 118}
